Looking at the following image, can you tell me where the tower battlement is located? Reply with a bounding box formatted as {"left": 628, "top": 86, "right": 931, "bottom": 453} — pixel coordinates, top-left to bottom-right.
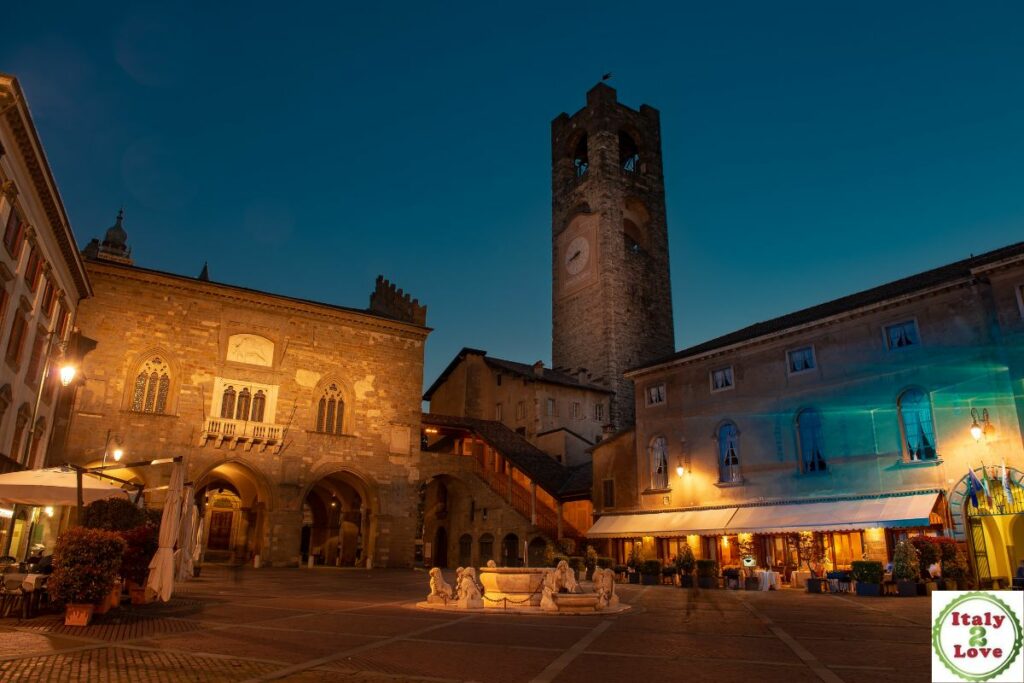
{"left": 369, "top": 275, "right": 427, "bottom": 326}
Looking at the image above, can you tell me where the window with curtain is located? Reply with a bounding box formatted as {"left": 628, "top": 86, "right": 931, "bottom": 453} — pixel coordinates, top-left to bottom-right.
{"left": 884, "top": 320, "right": 919, "bottom": 350}
{"left": 646, "top": 383, "right": 666, "bottom": 406}
{"left": 787, "top": 346, "right": 816, "bottom": 374}
{"left": 315, "top": 382, "right": 345, "bottom": 434}
{"left": 650, "top": 436, "right": 668, "bottom": 489}
{"left": 718, "top": 422, "right": 741, "bottom": 482}
{"left": 796, "top": 408, "right": 827, "bottom": 473}
{"left": 898, "top": 388, "right": 937, "bottom": 461}
{"left": 710, "top": 366, "right": 734, "bottom": 392}
{"left": 219, "top": 385, "right": 236, "bottom": 419}
{"left": 130, "top": 356, "right": 171, "bottom": 414}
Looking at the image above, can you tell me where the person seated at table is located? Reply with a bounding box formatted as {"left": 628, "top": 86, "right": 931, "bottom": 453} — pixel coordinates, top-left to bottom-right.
{"left": 34, "top": 554, "right": 53, "bottom": 575}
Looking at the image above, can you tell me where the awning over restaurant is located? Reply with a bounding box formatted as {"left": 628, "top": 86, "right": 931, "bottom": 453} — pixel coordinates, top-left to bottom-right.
{"left": 725, "top": 492, "right": 941, "bottom": 534}
{"left": 587, "top": 507, "right": 737, "bottom": 539}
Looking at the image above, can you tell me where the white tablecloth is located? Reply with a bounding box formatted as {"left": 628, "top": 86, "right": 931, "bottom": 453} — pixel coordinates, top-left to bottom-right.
{"left": 790, "top": 569, "right": 811, "bottom": 588}
{"left": 756, "top": 569, "right": 780, "bottom": 591}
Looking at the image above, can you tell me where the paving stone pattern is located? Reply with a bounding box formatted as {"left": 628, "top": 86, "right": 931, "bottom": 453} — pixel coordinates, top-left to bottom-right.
{"left": 0, "top": 567, "right": 933, "bottom": 682}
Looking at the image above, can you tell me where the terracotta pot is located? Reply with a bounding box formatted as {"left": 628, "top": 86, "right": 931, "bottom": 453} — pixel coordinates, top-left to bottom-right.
{"left": 93, "top": 598, "right": 110, "bottom": 615}
{"left": 65, "top": 603, "right": 94, "bottom": 626}
{"left": 130, "top": 586, "right": 147, "bottom": 605}
{"left": 108, "top": 585, "right": 122, "bottom": 609}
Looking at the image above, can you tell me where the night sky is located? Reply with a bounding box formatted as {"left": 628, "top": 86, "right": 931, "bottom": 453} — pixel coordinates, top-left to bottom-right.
{"left": 4, "top": 2, "right": 1024, "bottom": 389}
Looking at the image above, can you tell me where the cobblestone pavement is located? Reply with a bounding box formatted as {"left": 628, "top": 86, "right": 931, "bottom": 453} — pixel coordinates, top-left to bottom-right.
{"left": 0, "top": 567, "right": 932, "bottom": 682}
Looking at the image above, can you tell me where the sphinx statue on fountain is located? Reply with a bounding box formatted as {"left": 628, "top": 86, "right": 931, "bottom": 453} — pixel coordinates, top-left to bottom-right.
{"left": 592, "top": 567, "right": 619, "bottom": 610}
{"left": 540, "top": 559, "right": 581, "bottom": 611}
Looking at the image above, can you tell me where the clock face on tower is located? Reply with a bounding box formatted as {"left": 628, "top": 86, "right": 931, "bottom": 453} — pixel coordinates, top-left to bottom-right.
{"left": 564, "top": 236, "right": 590, "bottom": 275}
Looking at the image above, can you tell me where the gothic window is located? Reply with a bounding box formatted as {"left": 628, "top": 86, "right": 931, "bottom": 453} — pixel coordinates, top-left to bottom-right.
{"left": 619, "top": 131, "right": 640, "bottom": 173}
{"left": 717, "top": 421, "right": 741, "bottom": 483}
{"left": 796, "top": 408, "right": 827, "bottom": 473}
{"left": 251, "top": 390, "right": 266, "bottom": 423}
{"left": 650, "top": 436, "right": 668, "bottom": 490}
{"left": 898, "top": 388, "right": 937, "bottom": 461}
{"left": 573, "top": 134, "right": 589, "bottom": 178}
{"left": 0, "top": 384, "right": 11, "bottom": 426}
{"left": 220, "top": 386, "right": 236, "bottom": 419}
{"left": 236, "top": 388, "right": 251, "bottom": 421}
{"left": 131, "top": 356, "right": 171, "bottom": 414}
{"left": 315, "top": 382, "right": 345, "bottom": 434}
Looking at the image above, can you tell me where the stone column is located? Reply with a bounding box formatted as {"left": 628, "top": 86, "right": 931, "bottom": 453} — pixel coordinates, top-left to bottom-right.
{"left": 360, "top": 506, "right": 371, "bottom": 568}
{"left": 556, "top": 501, "right": 564, "bottom": 540}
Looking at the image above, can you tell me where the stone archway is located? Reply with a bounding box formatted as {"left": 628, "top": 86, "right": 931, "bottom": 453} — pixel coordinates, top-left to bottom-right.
{"left": 194, "top": 460, "right": 273, "bottom": 565}
{"left": 418, "top": 474, "right": 475, "bottom": 569}
{"left": 952, "top": 466, "right": 1024, "bottom": 583}
{"left": 302, "top": 468, "right": 377, "bottom": 568}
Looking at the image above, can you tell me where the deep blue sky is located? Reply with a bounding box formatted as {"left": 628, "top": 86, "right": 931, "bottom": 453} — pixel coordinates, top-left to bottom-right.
{"left": 5, "top": 2, "right": 1024, "bottom": 390}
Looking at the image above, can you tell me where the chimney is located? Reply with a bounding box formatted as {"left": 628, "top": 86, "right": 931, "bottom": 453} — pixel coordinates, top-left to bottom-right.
{"left": 532, "top": 361, "right": 544, "bottom": 377}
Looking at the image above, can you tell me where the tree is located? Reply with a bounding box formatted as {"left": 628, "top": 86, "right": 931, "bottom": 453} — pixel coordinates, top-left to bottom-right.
{"left": 892, "top": 540, "right": 920, "bottom": 582}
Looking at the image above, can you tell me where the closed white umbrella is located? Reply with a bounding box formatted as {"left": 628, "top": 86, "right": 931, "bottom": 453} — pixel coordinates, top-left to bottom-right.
{"left": 0, "top": 467, "right": 128, "bottom": 506}
{"left": 176, "top": 485, "right": 196, "bottom": 582}
{"left": 146, "top": 462, "right": 183, "bottom": 602}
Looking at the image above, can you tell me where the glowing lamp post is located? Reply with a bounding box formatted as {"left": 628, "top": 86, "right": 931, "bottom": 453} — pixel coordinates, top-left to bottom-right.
{"left": 59, "top": 363, "right": 77, "bottom": 387}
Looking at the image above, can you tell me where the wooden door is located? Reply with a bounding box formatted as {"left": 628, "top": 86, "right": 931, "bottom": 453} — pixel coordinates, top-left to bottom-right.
{"left": 208, "top": 511, "right": 233, "bottom": 551}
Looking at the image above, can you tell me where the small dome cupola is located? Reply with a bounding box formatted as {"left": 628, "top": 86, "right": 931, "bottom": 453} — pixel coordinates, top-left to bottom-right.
{"left": 83, "top": 208, "right": 134, "bottom": 265}
{"left": 102, "top": 208, "right": 128, "bottom": 249}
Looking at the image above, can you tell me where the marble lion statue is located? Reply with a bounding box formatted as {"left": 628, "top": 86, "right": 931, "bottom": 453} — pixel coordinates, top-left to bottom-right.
{"left": 427, "top": 567, "right": 453, "bottom": 604}
{"left": 541, "top": 560, "right": 581, "bottom": 611}
{"left": 457, "top": 566, "right": 483, "bottom": 609}
{"left": 486, "top": 560, "right": 497, "bottom": 568}
{"left": 453, "top": 567, "right": 465, "bottom": 599}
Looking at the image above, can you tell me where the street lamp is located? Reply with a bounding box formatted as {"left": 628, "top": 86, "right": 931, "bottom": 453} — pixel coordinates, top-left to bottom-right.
{"left": 59, "top": 363, "right": 77, "bottom": 387}
{"left": 102, "top": 430, "right": 125, "bottom": 466}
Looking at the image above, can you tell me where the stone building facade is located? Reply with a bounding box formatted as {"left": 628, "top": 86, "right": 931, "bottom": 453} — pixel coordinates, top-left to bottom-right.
{"left": 57, "top": 228, "right": 430, "bottom": 568}
{"left": 551, "top": 83, "right": 675, "bottom": 429}
{"left": 0, "top": 73, "right": 91, "bottom": 556}
{"left": 424, "top": 347, "right": 613, "bottom": 466}
{"left": 591, "top": 243, "right": 1024, "bottom": 585}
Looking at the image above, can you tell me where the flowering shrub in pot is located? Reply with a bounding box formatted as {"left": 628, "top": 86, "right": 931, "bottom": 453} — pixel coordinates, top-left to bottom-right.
{"left": 677, "top": 543, "right": 696, "bottom": 588}
{"left": 119, "top": 524, "right": 159, "bottom": 604}
{"left": 49, "top": 527, "right": 126, "bottom": 626}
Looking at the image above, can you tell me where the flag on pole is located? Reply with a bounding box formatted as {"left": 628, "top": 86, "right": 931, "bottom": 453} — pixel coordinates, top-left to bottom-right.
{"left": 979, "top": 462, "right": 994, "bottom": 506}
{"left": 1002, "top": 460, "right": 1015, "bottom": 505}
{"left": 966, "top": 467, "right": 981, "bottom": 509}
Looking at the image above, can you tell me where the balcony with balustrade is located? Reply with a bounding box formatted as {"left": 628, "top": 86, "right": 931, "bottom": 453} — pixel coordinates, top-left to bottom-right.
{"left": 200, "top": 417, "right": 284, "bottom": 452}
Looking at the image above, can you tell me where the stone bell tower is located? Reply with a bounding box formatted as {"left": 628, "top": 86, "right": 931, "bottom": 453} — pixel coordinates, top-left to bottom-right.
{"left": 551, "top": 83, "right": 675, "bottom": 428}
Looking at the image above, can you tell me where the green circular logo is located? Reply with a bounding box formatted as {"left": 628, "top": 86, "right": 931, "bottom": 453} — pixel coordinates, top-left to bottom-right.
{"left": 933, "top": 592, "right": 1023, "bottom": 681}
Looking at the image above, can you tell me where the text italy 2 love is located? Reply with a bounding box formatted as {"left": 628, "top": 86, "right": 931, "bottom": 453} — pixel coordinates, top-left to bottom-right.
{"left": 932, "top": 591, "right": 1023, "bottom": 682}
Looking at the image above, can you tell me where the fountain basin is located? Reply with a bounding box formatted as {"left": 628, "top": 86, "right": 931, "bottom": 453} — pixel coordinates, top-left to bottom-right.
{"left": 478, "top": 567, "right": 550, "bottom": 608}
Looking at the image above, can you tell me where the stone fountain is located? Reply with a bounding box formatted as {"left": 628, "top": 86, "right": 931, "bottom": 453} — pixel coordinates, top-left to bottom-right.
{"left": 418, "top": 560, "right": 629, "bottom": 615}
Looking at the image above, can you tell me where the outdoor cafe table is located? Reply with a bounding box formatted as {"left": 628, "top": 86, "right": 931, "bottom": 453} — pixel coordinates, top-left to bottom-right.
{"left": 790, "top": 569, "right": 812, "bottom": 588}
{"left": 1, "top": 573, "right": 47, "bottom": 619}
{"left": 756, "top": 569, "right": 780, "bottom": 591}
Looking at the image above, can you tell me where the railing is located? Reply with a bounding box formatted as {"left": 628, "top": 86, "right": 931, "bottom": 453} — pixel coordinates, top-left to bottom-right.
{"left": 205, "top": 418, "right": 281, "bottom": 441}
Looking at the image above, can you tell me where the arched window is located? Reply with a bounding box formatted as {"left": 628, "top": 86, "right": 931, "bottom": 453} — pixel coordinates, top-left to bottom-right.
{"left": 898, "top": 388, "right": 936, "bottom": 461}
{"left": 717, "top": 422, "right": 741, "bottom": 483}
{"left": 236, "top": 388, "right": 251, "bottom": 421}
{"left": 130, "top": 356, "right": 171, "bottom": 414}
{"left": 251, "top": 390, "right": 266, "bottom": 423}
{"left": 220, "top": 386, "right": 236, "bottom": 419}
{"left": 796, "top": 408, "right": 827, "bottom": 473}
{"left": 619, "top": 131, "right": 640, "bottom": 172}
{"left": 573, "top": 134, "right": 589, "bottom": 178}
{"left": 479, "top": 533, "right": 494, "bottom": 564}
{"left": 650, "top": 436, "right": 668, "bottom": 490}
{"left": 0, "top": 384, "right": 11, "bottom": 426}
{"left": 315, "top": 382, "right": 345, "bottom": 434}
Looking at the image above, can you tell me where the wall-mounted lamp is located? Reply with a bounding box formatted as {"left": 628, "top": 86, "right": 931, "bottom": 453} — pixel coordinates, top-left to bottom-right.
{"left": 44, "top": 506, "right": 54, "bottom": 518}
{"left": 59, "top": 364, "right": 77, "bottom": 387}
{"left": 970, "top": 408, "right": 993, "bottom": 442}
{"left": 675, "top": 456, "right": 688, "bottom": 477}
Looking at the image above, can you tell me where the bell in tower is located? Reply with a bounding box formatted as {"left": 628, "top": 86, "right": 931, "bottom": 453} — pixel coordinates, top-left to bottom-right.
{"left": 550, "top": 83, "right": 675, "bottom": 428}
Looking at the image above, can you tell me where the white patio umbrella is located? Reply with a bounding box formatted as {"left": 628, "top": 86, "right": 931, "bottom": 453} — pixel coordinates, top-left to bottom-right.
{"left": 175, "top": 485, "right": 197, "bottom": 582}
{"left": 146, "top": 461, "right": 184, "bottom": 602}
{"left": 0, "top": 467, "right": 128, "bottom": 506}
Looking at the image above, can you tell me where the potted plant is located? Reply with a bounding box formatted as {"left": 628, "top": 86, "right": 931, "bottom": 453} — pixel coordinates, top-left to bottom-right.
{"left": 584, "top": 546, "right": 599, "bottom": 581}
{"left": 851, "top": 560, "right": 883, "bottom": 597}
{"left": 120, "top": 524, "right": 159, "bottom": 605}
{"left": 639, "top": 559, "right": 662, "bottom": 585}
{"left": 613, "top": 564, "right": 628, "bottom": 582}
{"left": 677, "top": 543, "right": 696, "bottom": 588}
{"left": 49, "top": 527, "right": 126, "bottom": 626}
{"left": 797, "top": 532, "right": 828, "bottom": 593}
{"left": 627, "top": 544, "right": 642, "bottom": 584}
{"left": 910, "top": 536, "right": 940, "bottom": 595}
{"left": 83, "top": 498, "right": 147, "bottom": 532}
{"left": 938, "top": 539, "right": 969, "bottom": 590}
{"left": 696, "top": 559, "right": 718, "bottom": 589}
{"left": 661, "top": 563, "right": 678, "bottom": 585}
{"left": 892, "top": 539, "right": 920, "bottom": 597}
